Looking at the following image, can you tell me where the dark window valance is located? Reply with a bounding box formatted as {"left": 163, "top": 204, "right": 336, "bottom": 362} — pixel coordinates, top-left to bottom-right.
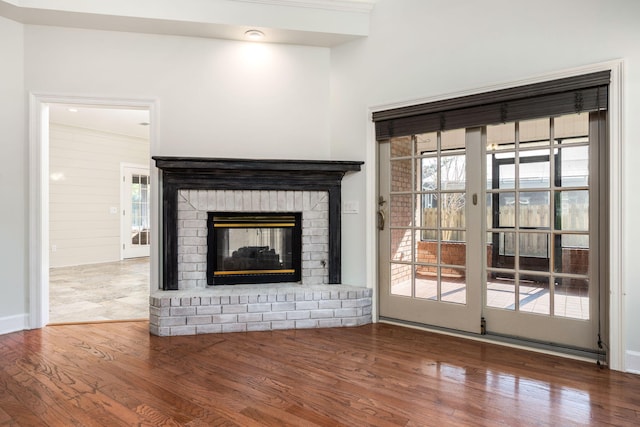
{"left": 373, "top": 70, "right": 610, "bottom": 140}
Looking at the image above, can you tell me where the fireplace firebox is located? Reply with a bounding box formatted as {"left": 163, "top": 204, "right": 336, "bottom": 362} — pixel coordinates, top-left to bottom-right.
{"left": 207, "top": 212, "right": 302, "bottom": 285}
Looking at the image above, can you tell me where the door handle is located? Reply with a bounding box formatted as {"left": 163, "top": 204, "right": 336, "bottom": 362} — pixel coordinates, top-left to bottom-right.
{"left": 378, "top": 196, "right": 387, "bottom": 231}
{"left": 377, "top": 209, "right": 386, "bottom": 231}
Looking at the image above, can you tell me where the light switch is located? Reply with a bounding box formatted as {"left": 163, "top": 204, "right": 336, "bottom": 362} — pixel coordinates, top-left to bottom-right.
{"left": 343, "top": 201, "right": 359, "bottom": 214}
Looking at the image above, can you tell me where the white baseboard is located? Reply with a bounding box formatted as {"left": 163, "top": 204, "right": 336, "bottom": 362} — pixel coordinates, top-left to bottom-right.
{"left": 625, "top": 351, "right": 640, "bottom": 374}
{"left": 0, "top": 314, "right": 29, "bottom": 335}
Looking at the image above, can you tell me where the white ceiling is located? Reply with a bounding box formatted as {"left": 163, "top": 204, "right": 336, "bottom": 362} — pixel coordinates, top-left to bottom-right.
{"left": 48, "top": 104, "right": 151, "bottom": 140}
{"left": 0, "top": 0, "right": 376, "bottom": 47}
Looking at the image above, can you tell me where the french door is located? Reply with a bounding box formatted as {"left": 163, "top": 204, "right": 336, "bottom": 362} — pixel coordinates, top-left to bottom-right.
{"left": 122, "top": 165, "right": 151, "bottom": 259}
{"left": 378, "top": 112, "right": 604, "bottom": 351}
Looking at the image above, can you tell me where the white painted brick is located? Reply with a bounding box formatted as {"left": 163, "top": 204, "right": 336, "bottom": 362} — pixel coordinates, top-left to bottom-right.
{"left": 177, "top": 228, "right": 198, "bottom": 237}
{"left": 187, "top": 315, "right": 212, "bottom": 325}
{"left": 269, "top": 190, "right": 277, "bottom": 209}
{"left": 223, "top": 304, "right": 247, "bottom": 314}
{"left": 229, "top": 296, "right": 239, "bottom": 304}
{"left": 181, "top": 297, "right": 192, "bottom": 306}
{"left": 252, "top": 190, "right": 261, "bottom": 210}
{"left": 238, "top": 313, "right": 263, "bottom": 323}
{"left": 335, "top": 308, "right": 358, "bottom": 317}
{"left": 248, "top": 303, "right": 271, "bottom": 313}
{"left": 342, "top": 298, "right": 372, "bottom": 308}
{"left": 296, "top": 301, "right": 318, "bottom": 310}
{"left": 260, "top": 192, "right": 269, "bottom": 210}
{"left": 225, "top": 190, "right": 235, "bottom": 209}
{"left": 267, "top": 294, "right": 277, "bottom": 302}
{"left": 310, "top": 309, "right": 334, "bottom": 319}
{"left": 363, "top": 305, "right": 372, "bottom": 316}
{"left": 263, "top": 312, "right": 287, "bottom": 321}
{"left": 170, "top": 325, "right": 197, "bottom": 336}
{"left": 170, "top": 307, "right": 196, "bottom": 316}
{"left": 274, "top": 190, "right": 283, "bottom": 210}
{"left": 286, "top": 191, "right": 294, "bottom": 210}
{"left": 182, "top": 272, "right": 206, "bottom": 280}
{"left": 294, "top": 192, "right": 303, "bottom": 210}
{"left": 149, "top": 306, "right": 170, "bottom": 317}
{"left": 304, "top": 276, "right": 326, "bottom": 285}
{"left": 235, "top": 191, "right": 243, "bottom": 209}
{"left": 287, "top": 310, "right": 310, "bottom": 320}
{"left": 220, "top": 296, "right": 230, "bottom": 305}
{"left": 179, "top": 211, "right": 198, "bottom": 220}
{"left": 170, "top": 297, "right": 181, "bottom": 307}
{"left": 222, "top": 323, "right": 247, "bottom": 333}
{"left": 197, "top": 305, "right": 221, "bottom": 315}
{"left": 242, "top": 191, "right": 252, "bottom": 210}
{"left": 197, "top": 324, "right": 222, "bottom": 334}
{"left": 247, "top": 322, "right": 272, "bottom": 332}
{"left": 216, "top": 190, "right": 225, "bottom": 209}
{"left": 272, "top": 302, "right": 295, "bottom": 312}
{"left": 211, "top": 314, "right": 238, "bottom": 324}
{"left": 207, "top": 190, "right": 217, "bottom": 210}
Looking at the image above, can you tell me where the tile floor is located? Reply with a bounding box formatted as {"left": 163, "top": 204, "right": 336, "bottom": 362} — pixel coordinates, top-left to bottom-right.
{"left": 49, "top": 257, "right": 150, "bottom": 324}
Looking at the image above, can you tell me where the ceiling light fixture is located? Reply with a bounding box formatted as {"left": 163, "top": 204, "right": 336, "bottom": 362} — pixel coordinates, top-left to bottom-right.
{"left": 244, "top": 29, "right": 265, "bottom": 41}
{"left": 68, "top": 107, "right": 78, "bottom": 113}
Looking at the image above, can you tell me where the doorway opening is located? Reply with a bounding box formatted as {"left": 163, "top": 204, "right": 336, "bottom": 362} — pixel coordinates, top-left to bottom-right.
{"left": 46, "top": 103, "right": 151, "bottom": 324}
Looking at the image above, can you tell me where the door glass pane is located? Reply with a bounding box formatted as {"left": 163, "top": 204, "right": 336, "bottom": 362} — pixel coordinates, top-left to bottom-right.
{"left": 442, "top": 268, "right": 466, "bottom": 304}
{"left": 559, "top": 146, "right": 589, "bottom": 187}
{"left": 390, "top": 263, "right": 412, "bottom": 296}
{"left": 391, "top": 159, "right": 412, "bottom": 192}
{"left": 391, "top": 229, "right": 412, "bottom": 262}
{"left": 440, "top": 193, "right": 465, "bottom": 229}
{"left": 441, "top": 231, "right": 465, "bottom": 266}
{"left": 519, "top": 275, "right": 550, "bottom": 315}
{"left": 416, "top": 237, "right": 436, "bottom": 265}
{"left": 554, "top": 234, "right": 589, "bottom": 275}
{"left": 441, "top": 155, "right": 465, "bottom": 189}
{"left": 390, "top": 136, "right": 412, "bottom": 158}
{"left": 520, "top": 118, "right": 550, "bottom": 146}
{"left": 486, "top": 271, "right": 515, "bottom": 310}
{"left": 519, "top": 232, "right": 550, "bottom": 272}
{"left": 488, "top": 231, "right": 516, "bottom": 269}
{"left": 421, "top": 157, "right": 438, "bottom": 190}
{"left": 519, "top": 191, "right": 550, "bottom": 228}
{"left": 420, "top": 194, "right": 438, "bottom": 228}
{"left": 390, "top": 194, "right": 412, "bottom": 227}
{"left": 554, "top": 278, "right": 589, "bottom": 319}
{"left": 554, "top": 113, "right": 589, "bottom": 143}
{"left": 486, "top": 192, "right": 516, "bottom": 228}
{"left": 415, "top": 267, "right": 437, "bottom": 300}
{"left": 416, "top": 132, "right": 437, "bottom": 153}
{"left": 555, "top": 190, "right": 589, "bottom": 231}
{"left": 441, "top": 128, "right": 465, "bottom": 151}
{"left": 487, "top": 122, "right": 515, "bottom": 151}
{"left": 519, "top": 150, "right": 550, "bottom": 188}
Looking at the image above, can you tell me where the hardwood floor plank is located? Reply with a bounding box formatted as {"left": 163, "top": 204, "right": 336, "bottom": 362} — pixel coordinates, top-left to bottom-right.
{"left": 1, "top": 322, "right": 640, "bottom": 426}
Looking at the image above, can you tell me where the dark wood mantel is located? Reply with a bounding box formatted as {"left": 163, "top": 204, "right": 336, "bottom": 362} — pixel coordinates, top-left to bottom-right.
{"left": 153, "top": 157, "right": 363, "bottom": 290}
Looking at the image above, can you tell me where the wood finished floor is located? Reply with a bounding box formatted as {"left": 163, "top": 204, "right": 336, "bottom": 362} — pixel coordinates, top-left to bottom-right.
{"left": 0, "top": 322, "right": 639, "bottom": 426}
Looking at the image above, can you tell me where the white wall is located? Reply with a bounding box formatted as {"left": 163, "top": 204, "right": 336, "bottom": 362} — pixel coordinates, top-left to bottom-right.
{"left": 24, "top": 25, "right": 331, "bottom": 160}
{"left": 49, "top": 123, "right": 150, "bottom": 267}
{"left": 330, "top": 0, "right": 640, "bottom": 371}
{"left": 0, "top": 16, "right": 27, "bottom": 333}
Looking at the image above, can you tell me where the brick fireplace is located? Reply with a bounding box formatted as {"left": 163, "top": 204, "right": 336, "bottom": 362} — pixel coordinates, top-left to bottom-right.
{"left": 149, "top": 157, "right": 372, "bottom": 336}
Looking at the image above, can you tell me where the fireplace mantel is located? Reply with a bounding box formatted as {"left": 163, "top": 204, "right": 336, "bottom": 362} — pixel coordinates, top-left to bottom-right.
{"left": 153, "top": 157, "right": 363, "bottom": 290}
